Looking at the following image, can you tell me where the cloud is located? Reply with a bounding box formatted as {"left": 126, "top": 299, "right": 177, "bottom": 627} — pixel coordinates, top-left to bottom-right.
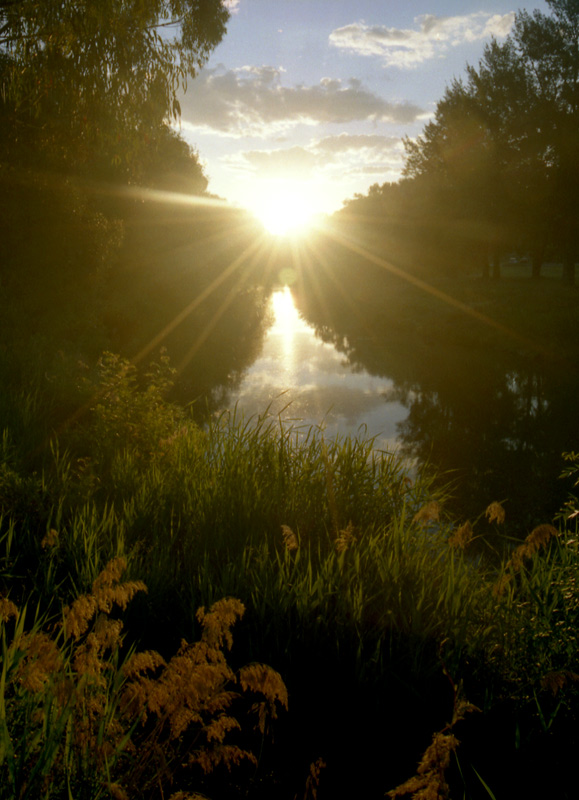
{"left": 179, "top": 65, "right": 424, "bottom": 137}
{"left": 314, "top": 133, "right": 401, "bottom": 156}
{"left": 223, "top": 0, "right": 241, "bottom": 12}
{"left": 329, "top": 12, "right": 515, "bottom": 68}
{"left": 226, "top": 146, "right": 320, "bottom": 178}
{"left": 222, "top": 134, "right": 405, "bottom": 181}
{"left": 314, "top": 133, "right": 405, "bottom": 177}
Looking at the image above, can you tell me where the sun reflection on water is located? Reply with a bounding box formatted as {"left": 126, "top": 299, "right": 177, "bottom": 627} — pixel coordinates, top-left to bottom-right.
{"left": 269, "top": 286, "right": 311, "bottom": 376}
{"left": 227, "top": 284, "right": 407, "bottom": 451}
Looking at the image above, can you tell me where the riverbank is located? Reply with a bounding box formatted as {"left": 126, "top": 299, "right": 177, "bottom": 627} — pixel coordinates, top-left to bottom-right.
{"left": 297, "top": 230, "right": 579, "bottom": 368}
{"left": 1, "top": 353, "right": 579, "bottom": 798}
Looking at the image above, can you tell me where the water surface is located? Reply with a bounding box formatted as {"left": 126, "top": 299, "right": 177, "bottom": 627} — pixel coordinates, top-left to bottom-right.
{"left": 213, "top": 285, "right": 578, "bottom": 528}
{"left": 226, "top": 287, "right": 408, "bottom": 451}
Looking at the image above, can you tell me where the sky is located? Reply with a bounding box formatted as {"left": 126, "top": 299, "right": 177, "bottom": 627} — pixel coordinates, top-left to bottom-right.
{"left": 177, "top": 0, "right": 550, "bottom": 223}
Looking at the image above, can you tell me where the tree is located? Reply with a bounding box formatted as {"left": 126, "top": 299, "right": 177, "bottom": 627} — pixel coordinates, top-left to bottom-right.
{"left": 404, "top": 0, "right": 579, "bottom": 284}
{"left": 512, "top": 0, "right": 579, "bottom": 284}
{"left": 404, "top": 40, "right": 534, "bottom": 279}
{"left": 0, "top": 0, "right": 229, "bottom": 179}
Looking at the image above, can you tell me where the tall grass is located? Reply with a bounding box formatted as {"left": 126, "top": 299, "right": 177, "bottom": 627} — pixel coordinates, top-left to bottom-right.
{"left": 0, "top": 558, "right": 287, "bottom": 800}
{"left": 1, "top": 353, "right": 578, "bottom": 797}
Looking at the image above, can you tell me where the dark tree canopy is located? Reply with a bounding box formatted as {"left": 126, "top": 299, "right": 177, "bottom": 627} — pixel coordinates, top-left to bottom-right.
{"left": 0, "top": 0, "right": 229, "bottom": 178}
{"left": 387, "top": 0, "right": 579, "bottom": 282}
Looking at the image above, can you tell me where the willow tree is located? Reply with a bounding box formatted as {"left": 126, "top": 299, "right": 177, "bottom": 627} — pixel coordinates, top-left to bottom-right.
{"left": 0, "top": 0, "right": 230, "bottom": 179}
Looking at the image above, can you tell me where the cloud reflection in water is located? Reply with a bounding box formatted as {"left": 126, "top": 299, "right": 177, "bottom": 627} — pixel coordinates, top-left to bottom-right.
{"left": 227, "top": 286, "right": 407, "bottom": 450}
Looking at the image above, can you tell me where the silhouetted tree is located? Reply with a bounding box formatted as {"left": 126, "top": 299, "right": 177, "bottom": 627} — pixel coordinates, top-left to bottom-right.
{"left": 0, "top": 0, "right": 229, "bottom": 179}
{"left": 513, "top": 0, "right": 579, "bottom": 284}
{"left": 404, "top": 0, "right": 579, "bottom": 284}
{"left": 404, "top": 40, "right": 534, "bottom": 279}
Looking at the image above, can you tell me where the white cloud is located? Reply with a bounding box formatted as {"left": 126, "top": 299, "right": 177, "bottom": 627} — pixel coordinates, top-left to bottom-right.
{"left": 221, "top": 134, "right": 405, "bottom": 182}
{"left": 223, "top": 0, "right": 241, "bottom": 12}
{"left": 314, "top": 133, "right": 401, "bottom": 156}
{"left": 179, "top": 65, "right": 424, "bottom": 138}
{"left": 225, "top": 146, "right": 319, "bottom": 178}
{"left": 483, "top": 13, "right": 516, "bottom": 38}
{"left": 314, "top": 133, "right": 405, "bottom": 177}
{"left": 329, "top": 12, "right": 515, "bottom": 68}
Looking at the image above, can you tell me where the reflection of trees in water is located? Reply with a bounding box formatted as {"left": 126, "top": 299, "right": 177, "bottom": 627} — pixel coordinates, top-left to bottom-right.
{"left": 104, "top": 207, "right": 276, "bottom": 417}
{"left": 392, "top": 369, "right": 572, "bottom": 528}
{"left": 294, "top": 289, "right": 578, "bottom": 529}
{"left": 170, "top": 285, "right": 274, "bottom": 414}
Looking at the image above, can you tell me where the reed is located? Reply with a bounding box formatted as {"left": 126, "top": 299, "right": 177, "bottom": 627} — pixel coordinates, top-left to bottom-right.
{"left": 1, "top": 353, "right": 578, "bottom": 797}
{"left": 0, "top": 559, "right": 286, "bottom": 800}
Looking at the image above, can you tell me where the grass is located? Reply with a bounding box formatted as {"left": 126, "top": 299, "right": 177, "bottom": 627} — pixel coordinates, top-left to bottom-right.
{"left": 297, "top": 234, "right": 579, "bottom": 366}
{"left": 1, "top": 355, "right": 579, "bottom": 797}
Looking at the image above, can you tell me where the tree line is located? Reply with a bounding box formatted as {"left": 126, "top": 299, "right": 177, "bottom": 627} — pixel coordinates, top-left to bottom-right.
{"left": 0, "top": 1, "right": 272, "bottom": 405}
{"left": 340, "top": 0, "right": 579, "bottom": 285}
{"left": 0, "top": 0, "right": 228, "bottom": 184}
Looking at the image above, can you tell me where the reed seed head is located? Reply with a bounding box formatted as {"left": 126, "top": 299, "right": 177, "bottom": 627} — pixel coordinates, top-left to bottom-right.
{"left": 540, "top": 670, "right": 579, "bottom": 697}
{"left": 413, "top": 501, "right": 441, "bottom": 527}
{"left": 0, "top": 596, "right": 18, "bottom": 623}
{"left": 41, "top": 528, "right": 59, "bottom": 549}
{"left": 16, "top": 632, "right": 63, "bottom": 693}
{"left": 281, "top": 524, "right": 299, "bottom": 552}
{"left": 448, "top": 521, "right": 473, "bottom": 550}
{"left": 485, "top": 502, "right": 505, "bottom": 525}
{"left": 336, "top": 521, "right": 356, "bottom": 553}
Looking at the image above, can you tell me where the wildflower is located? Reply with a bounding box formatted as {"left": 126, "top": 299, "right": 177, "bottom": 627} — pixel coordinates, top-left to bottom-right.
{"left": 281, "top": 524, "right": 299, "bottom": 552}
{"left": 448, "top": 521, "right": 473, "bottom": 550}
{"left": 485, "top": 501, "right": 505, "bottom": 525}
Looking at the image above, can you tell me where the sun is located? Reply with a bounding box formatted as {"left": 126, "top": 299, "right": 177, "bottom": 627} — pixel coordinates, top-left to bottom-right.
{"left": 249, "top": 181, "right": 319, "bottom": 237}
{"left": 258, "top": 199, "right": 312, "bottom": 236}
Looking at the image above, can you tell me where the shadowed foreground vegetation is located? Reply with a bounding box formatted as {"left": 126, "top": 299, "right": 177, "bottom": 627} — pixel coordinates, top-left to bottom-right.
{"left": 2, "top": 355, "right": 579, "bottom": 799}
{"left": 2, "top": 1, "right": 579, "bottom": 796}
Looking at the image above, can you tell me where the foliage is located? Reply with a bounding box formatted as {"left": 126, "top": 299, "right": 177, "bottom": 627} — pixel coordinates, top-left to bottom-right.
{"left": 343, "top": 0, "right": 579, "bottom": 283}
{"left": 0, "top": 0, "right": 229, "bottom": 178}
{"left": 0, "top": 558, "right": 287, "bottom": 800}
{"left": 1, "top": 354, "right": 579, "bottom": 796}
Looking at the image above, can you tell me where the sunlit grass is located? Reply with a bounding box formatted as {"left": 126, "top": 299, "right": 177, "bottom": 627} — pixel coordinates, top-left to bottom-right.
{"left": 1, "top": 357, "right": 579, "bottom": 797}
{"left": 0, "top": 558, "right": 286, "bottom": 800}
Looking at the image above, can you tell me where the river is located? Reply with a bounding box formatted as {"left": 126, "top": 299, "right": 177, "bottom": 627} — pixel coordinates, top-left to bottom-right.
{"left": 222, "top": 286, "right": 407, "bottom": 450}
{"left": 211, "top": 284, "right": 579, "bottom": 531}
